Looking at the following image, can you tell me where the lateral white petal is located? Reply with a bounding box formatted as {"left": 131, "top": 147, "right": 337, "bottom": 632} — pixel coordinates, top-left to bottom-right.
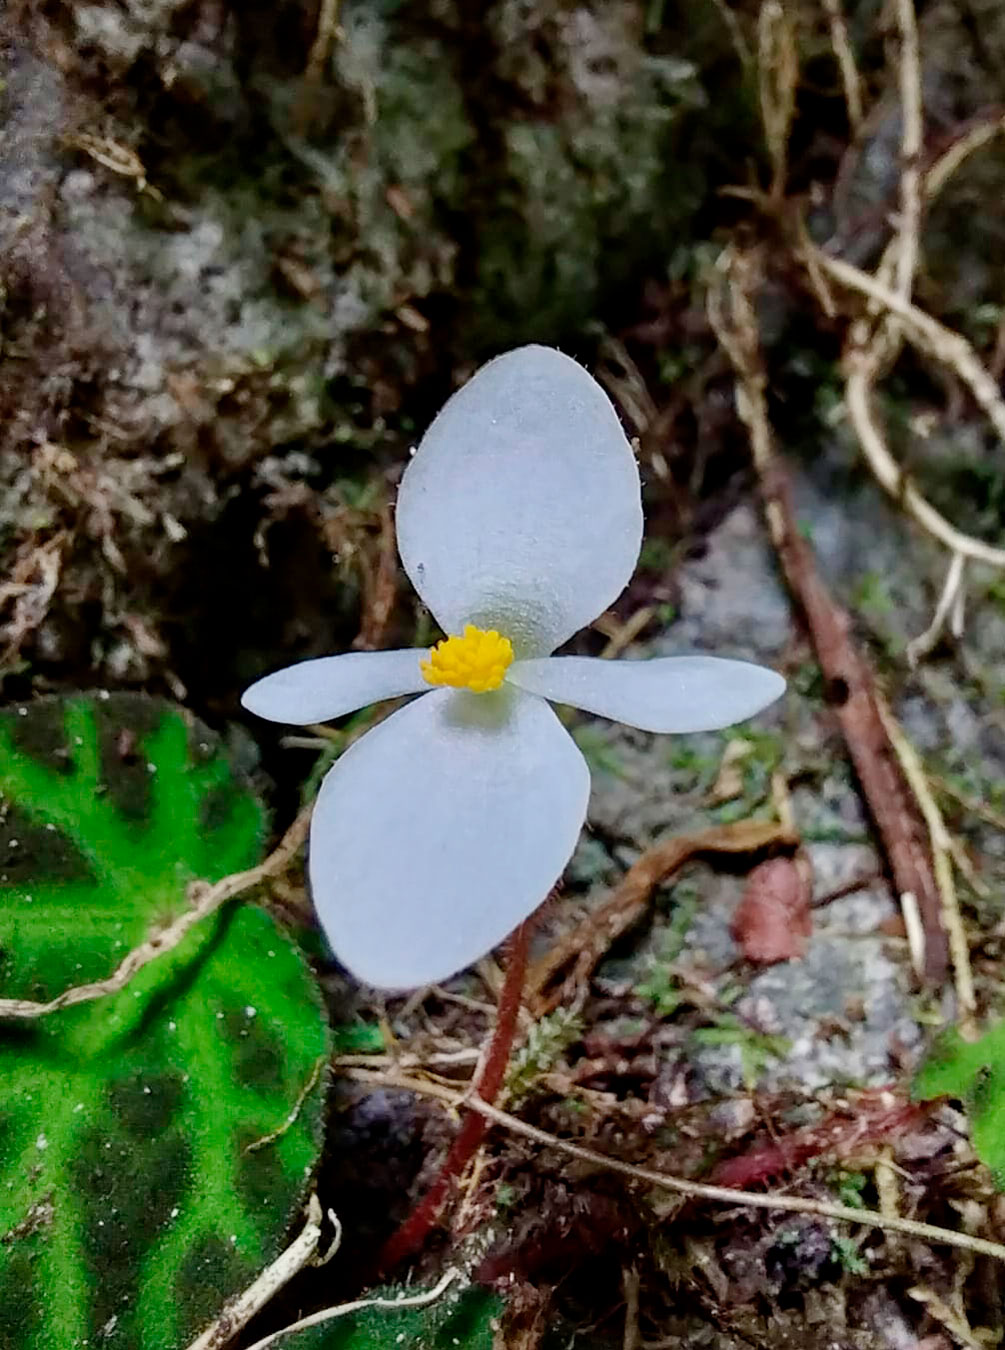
{"left": 508, "top": 655, "right": 786, "bottom": 733}
{"left": 241, "top": 650, "right": 429, "bottom": 725}
{"left": 308, "top": 686, "right": 590, "bottom": 989}
{"left": 396, "top": 345, "right": 643, "bottom": 656}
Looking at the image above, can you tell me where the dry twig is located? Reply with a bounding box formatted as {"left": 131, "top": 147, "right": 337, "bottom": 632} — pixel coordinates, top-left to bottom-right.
{"left": 821, "top": 0, "right": 863, "bottom": 132}
{"left": 347, "top": 1069, "right": 1005, "bottom": 1265}
{"left": 708, "top": 245, "right": 949, "bottom": 981}
{"left": 816, "top": 251, "right": 1005, "bottom": 458}
{"left": 622, "top": 1266, "right": 641, "bottom": 1350}
{"left": 875, "top": 697, "right": 977, "bottom": 1034}
{"left": 185, "top": 1195, "right": 340, "bottom": 1350}
{"left": 526, "top": 819, "right": 798, "bottom": 1015}
{"left": 906, "top": 552, "right": 966, "bottom": 667}
{"left": 812, "top": 46, "right": 1005, "bottom": 655}
{"left": 933, "top": 776, "right": 1005, "bottom": 835}
{"left": 242, "top": 1268, "right": 462, "bottom": 1350}
{"left": 925, "top": 113, "right": 1005, "bottom": 201}
{"left": 294, "top": 0, "right": 343, "bottom": 131}
{"left": 889, "top": 0, "right": 923, "bottom": 307}
{"left": 0, "top": 803, "right": 313, "bottom": 1020}
{"left": 757, "top": 0, "right": 798, "bottom": 199}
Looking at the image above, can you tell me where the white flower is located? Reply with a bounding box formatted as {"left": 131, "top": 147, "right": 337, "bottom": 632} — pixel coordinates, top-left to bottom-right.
{"left": 243, "top": 346, "right": 784, "bottom": 990}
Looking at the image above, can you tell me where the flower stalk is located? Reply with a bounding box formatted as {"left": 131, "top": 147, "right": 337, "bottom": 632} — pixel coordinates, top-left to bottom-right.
{"left": 378, "top": 916, "right": 533, "bottom": 1273}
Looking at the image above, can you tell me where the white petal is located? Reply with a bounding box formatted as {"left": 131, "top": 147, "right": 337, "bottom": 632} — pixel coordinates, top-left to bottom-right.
{"left": 508, "top": 655, "right": 786, "bottom": 733}
{"left": 396, "top": 345, "right": 643, "bottom": 656}
{"left": 308, "top": 686, "right": 590, "bottom": 989}
{"left": 241, "top": 650, "right": 429, "bottom": 725}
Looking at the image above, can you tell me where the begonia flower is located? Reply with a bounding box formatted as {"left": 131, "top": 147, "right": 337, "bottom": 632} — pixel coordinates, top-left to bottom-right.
{"left": 243, "top": 346, "right": 784, "bottom": 989}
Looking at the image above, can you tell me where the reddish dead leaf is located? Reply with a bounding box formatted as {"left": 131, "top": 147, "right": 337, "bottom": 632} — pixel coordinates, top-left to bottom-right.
{"left": 528, "top": 819, "right": 798, "bottom": 1014}
{"left": 711, "top": 1092, "right": 930, "bottom": 1188}
{"left": 731, "top": 856, "right": 812, "bottom": 964}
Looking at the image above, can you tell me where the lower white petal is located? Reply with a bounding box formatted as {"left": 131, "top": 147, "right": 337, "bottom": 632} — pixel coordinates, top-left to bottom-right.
{"left": 508, "top": 655, "right": 786, "bottom": 733}
{"left": 308, "top": 686, "right": 590, "bottom": 989}
{"left": 242, "top": 649, "right": 429, "bottom": 725}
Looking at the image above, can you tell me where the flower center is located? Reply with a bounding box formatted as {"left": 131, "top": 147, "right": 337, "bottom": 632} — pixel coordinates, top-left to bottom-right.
{"left": 420, "top": 624, "right": 514, "bottom": 693}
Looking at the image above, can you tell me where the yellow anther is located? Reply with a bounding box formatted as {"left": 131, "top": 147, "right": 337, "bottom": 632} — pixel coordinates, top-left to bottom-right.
{"left": 420, "top": 625, "right": 514, "bottom": 693}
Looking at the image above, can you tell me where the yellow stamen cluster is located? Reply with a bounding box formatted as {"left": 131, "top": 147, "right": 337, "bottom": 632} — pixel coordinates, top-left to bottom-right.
{"left": 420, "top": 624, "right": 514, "bottom": 693}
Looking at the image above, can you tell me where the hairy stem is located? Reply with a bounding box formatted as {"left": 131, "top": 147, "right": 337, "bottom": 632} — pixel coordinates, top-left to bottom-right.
{"left": 378, "top": 916, "right": 532, "bottom": 1272}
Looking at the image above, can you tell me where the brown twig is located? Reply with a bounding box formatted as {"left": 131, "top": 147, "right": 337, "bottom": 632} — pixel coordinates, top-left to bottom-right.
{"left": 244, "top": 1056, "right": 327, "bottom": 1155}
{"left": 185, "top": 1194, "right": 340, "bottom": 1350}
{"left": 526, "top": 819, "right": 798, "bottom": 1015}
{"left": 821, "top": 0, "right": 863, "bottom": 133}
{"left": 890, "top": 0, "right": 922, "bottom": 306}
{"left": 708, "top": 246, "right": 949, "bottom": 982}
{"left": 710, "top": 1091, "right": 929, "bottom": 1188}
{"left": 757, "top": 0, "right": 798, "bottom": 201}
{"left": 924, "top": 112, "right": 1005, "bottom": 201}
{"left": 816, "top": 251, "right": 1005, "bottom": 460}
{"left": 0, "top": 802, "right": 313, "bottom": 1020}
{"left": 348, "top": 1068, "right": 1005, "bottom": 1264}
{"left": 294, "top": 0, "right": 343, "bottom": 133}
{"left": 810, "top": 868, "right": 883, "bottom": 909}
{"left": 812, "top": 35, "right": 1005, "bottom": 659}
{"left": 876, "top": 696, "right": 977, "bottom": 1033}
{"left": 378, "top": 916, "right": 533, "bottom": 1272}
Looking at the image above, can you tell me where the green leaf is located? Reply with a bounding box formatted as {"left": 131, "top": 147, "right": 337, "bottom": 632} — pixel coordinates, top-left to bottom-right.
{"left": 282, "top": 1283, "right": 503, "bottom": 1349}
{"left": 0, "top": 694, "right": 330, "bottom": 1349}
{"left": 331, "top": 1018, "right": 386, "bottom": 1056}
{"left": 914, "top": 1020, "right": 1005, "bottom": 1187}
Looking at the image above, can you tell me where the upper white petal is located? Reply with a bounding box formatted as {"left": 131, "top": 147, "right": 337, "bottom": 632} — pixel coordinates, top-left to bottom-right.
{"left": 396, "top": 345, "right": 643, "bottom": 656}
{"left": 507, "top": 655, "right": 786, "bottom": 733}
{"left": 308, "top": 686, "right": 590, "bottom": 989}
{"left": 241, "top": 650, "right": 429, "bottom": 725}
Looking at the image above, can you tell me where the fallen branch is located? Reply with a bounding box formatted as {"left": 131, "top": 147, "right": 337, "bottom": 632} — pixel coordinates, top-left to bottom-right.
{"left": 347, "top": 1068, "right": 1005, "bottom": 1265}
{"left": 0, "top": 802, "right": 313, "bottom": 1020}
{"left": 708, "top": 246, "right": 949, "bottom": 981}
{"left": 526, "top": 819, "right": 797, "bottom": 1015}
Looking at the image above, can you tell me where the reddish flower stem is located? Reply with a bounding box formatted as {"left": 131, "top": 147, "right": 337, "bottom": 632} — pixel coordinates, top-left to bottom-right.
{"left": 377, "top": 917, "right": 532, "bottom": 1273}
